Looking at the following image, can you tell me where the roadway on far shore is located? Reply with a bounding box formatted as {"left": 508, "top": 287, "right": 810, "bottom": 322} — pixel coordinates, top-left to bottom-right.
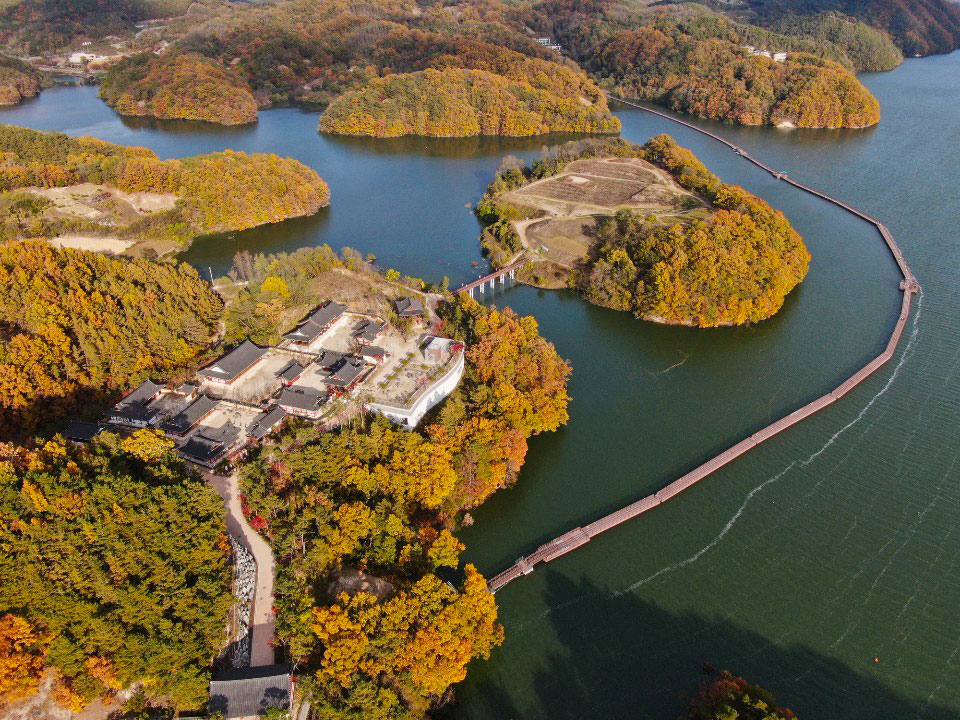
{"left": 205, "top": 472, "right": 277, "bottom": 667}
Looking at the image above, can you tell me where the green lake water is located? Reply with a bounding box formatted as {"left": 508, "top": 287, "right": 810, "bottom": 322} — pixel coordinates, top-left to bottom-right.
{"left": 3, "top": 53, "right": 959, "bottom": 719}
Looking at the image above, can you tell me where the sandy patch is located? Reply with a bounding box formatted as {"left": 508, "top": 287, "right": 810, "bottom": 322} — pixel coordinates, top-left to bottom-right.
{"left": 50, "top": 234, "right": 135, "bottom": 254}
{"left": 27, "top": 183, "right": 177, "bottom": 221}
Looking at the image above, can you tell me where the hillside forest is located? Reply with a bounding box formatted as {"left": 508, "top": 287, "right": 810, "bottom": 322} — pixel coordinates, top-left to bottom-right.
{"left": 99, "top": 52, "right": 258, "bottom": 125}
{"left": 0, "top": 432, "right": 233, "bottom": 710}
{"left": 3, "top": 0, "right": 960, "bottom": 127}
{"left": 239, "top": 289, "right": 570, "bottom": 718}
{"left": 478, "top": 135, "right": 811, "bottom": 327}
{"left": 0, "top": 125, "right": 330, "bottom": 252}
{"left": 0, "top": 240, "right": 222, "bottom": 437}
{"left": 0, "top": 54, "right": 41, "bottom": 106}
{"left": 529, "top": 2, "right": 882, "bottom": 128}
{"left": 318, "top": 67, "right": 620, "bottom": 138}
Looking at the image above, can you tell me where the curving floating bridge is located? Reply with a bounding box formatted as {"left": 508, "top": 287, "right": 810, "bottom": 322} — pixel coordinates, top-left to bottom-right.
{"left": 486, "top": 97, "right": 919, "bottom": 593}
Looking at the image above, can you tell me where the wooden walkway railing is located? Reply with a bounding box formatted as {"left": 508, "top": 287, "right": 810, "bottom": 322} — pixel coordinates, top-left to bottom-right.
{"left": 487, "top": 98, "right": 919, "bottom": 593}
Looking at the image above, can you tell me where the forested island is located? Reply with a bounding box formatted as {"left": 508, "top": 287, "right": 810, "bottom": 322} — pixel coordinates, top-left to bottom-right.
{"left": 318, "top": 67, "right": 619, "bottom": 138}
{"left": 478, "top": 135, "right": 810, "bottom": 326}
{"left": 0, "top": 125, "right": 329, "bottom": 254}
{"left": 99, "top": 52, "right": 258, "bottom": 125}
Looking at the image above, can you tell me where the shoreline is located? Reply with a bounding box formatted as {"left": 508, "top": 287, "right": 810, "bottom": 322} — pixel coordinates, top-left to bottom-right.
{"left": 486, "top": 97, "right": 918, "bottom": 592}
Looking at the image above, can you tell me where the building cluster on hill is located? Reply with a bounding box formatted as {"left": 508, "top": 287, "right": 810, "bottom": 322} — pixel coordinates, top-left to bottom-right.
{"left": 65, "top": 297, "right": 465, "bottom": 469}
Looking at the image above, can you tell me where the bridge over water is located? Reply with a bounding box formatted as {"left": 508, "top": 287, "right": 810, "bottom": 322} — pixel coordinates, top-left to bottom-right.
{"left": 456, "top": 258, "right": 526, "bottom": 298}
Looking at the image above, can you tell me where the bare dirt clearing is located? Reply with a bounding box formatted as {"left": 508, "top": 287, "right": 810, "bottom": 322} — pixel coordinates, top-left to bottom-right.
{"left": 505, "top": 158, "right": 702, "bottom": 216}
{"left": 502, "top": 158, "right": 711, "bottom": 271}
{"left": 49, "top": 234, "right": 135, "bottom": 254}
{"left": 28, "top": 183, "right": 177, "bottom": 222}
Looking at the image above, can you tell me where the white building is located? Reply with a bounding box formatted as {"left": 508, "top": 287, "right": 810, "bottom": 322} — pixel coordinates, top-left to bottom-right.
{"left": 366, "top": 342, "right": 464, "bottom": 428}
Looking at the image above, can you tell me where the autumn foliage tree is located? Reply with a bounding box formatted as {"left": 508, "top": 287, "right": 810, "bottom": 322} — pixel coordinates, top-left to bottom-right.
{"left": 0, "top": 125, "right": 330, "bottom": 245}
{"left": 100, "top": 52, "right": 259, "bottom": 125}
{"left": 0, "top": 240, "right": 222, "bottom": 436}
{"left": 478, "top": 135, "right": 809, "bottom": 326}
{"left": 238, "top": 291, "right": 569, "bottom": 718}
{"left": 533, "top": 3, "right": 881, "bottom": 128}
{"left": 0, "top": 613, "right": 46, "bottom": 706}
{"left": 319, "top": 67, "right": 620, "bottom": 138}
{"left": 685, "top": 670, "right": 797, "bottom": 719}
{"left": 0, "top": 435, "right": 232, "bottom": 710}
{"left": 0, "top": 55, "right": 41, "bottom": 107}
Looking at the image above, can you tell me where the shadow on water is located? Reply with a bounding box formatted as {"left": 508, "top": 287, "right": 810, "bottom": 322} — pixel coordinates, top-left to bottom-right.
{"left": 320, "top": 131, "right": 596, "bottom": 159}
{"left": 117, "top": 112, "right": 261, "bottom": 139}
{"left": 446, "top": 571, "right": 957, "bottom": 720}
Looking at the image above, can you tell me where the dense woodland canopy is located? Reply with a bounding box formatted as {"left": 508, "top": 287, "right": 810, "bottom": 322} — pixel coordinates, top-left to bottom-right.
{"left": 0, "top": 241, "right": 222, "bottom": 437}
{"left": 579, "top": 136, "right": 810, "bottom": 324}
{"left": 745, "top": 0, "right": 960, "bottom": 57}
{"left": 0, "top": 0, "right": 191, "bottom": 53}
{"left": 0, "top": 54, "right": 41, "bottom": 106}
{"left": 529, "top": 3, "right": 881, "bottom": 127}
{"left": 319, "top": 67, "right": 620, "bottom": 138}
{"left": 86, "top": 0, "right": 620, "bottom": 128}
{"left": 99, "top": 52, "right": 258, "bottom": 125}
{"left": 0, "top": 433, "right": 232, "bottom": 711}
{"left": 756, "top": 11, "right": 904, "bottom": 71}
{"left": 239, "top": 294, "right": 570, "bottom": 718}
{"left": 0, "top": 125, "right": 330, "bottom": 247}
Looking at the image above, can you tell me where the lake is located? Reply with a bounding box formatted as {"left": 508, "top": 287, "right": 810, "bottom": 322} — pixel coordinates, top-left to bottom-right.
{"left": 4, "top": 54, "right": 959, "bottom": 719}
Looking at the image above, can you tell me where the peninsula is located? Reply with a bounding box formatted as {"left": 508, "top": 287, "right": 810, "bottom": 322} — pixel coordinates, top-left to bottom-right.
{"left": 478, "top": 135, "right": 810, "bottom": 327}
{"left": 0, "top": 125, "right": 329, "bottom": 255}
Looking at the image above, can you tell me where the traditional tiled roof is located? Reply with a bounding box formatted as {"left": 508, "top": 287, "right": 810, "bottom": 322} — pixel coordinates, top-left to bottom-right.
{"left": 394, "top": 297, "right": 424, "bottom": 317}
{"left": 355, "top": 319, "right": 384, "bottom": 342}
{"left": 178, "top": 422, "right": 240, "bottom": 465}
{"left": 315, "top": 350, "right": 346, "bottom": 369}
{"left": 284, "top": 302, "right": 347, "bottom": 344}
{"left": 62, "top": 421, "right": 103, "bottom": 443}
{"left": 323, "top": 356, "right": 365, "bottom": 388}
{"left": 247, "top": 406, "right": 287, "bottom": 440}
{"left": 307, "top": 301, "right": 346, "bottom": 328}
{"left": 109, "top": 380, "right": 164, "bottom": 424}
{"left": 283, "top": 320, "right": 326, "bottom": 344}
{"left": 278, "top": 386, "right": 328, "bottom": 412}
{"left": 276, "top": 360, "right": 306, "bottom": 383}
{"left": 208, "top": 664, "right": 292, "bottom": 719}
{"left": 120, "top": 380, "right": 163, "bottom": 406}
{"left": 197, "top": 341, "right": 267, "bottom": 382}
{"left": 162, "top": 395, "right": 219, "bottom": 435}
{"left": 359, "top": 345, "right": 386, "bottom": 359}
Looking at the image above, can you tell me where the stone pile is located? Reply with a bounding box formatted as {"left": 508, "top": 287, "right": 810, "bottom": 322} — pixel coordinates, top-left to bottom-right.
{"left": 229, "top": 533, "right": 257, "bottom": 668}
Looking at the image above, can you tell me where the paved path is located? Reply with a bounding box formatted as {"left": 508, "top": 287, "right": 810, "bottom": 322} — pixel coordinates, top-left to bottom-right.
{"left": 206, "top": 472, "right": 277, "bottom": 667}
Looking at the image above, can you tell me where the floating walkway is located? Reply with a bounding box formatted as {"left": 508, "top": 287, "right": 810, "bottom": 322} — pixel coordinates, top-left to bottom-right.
{"left": 487, "top": 98, "right": 919, "bottom": 593}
